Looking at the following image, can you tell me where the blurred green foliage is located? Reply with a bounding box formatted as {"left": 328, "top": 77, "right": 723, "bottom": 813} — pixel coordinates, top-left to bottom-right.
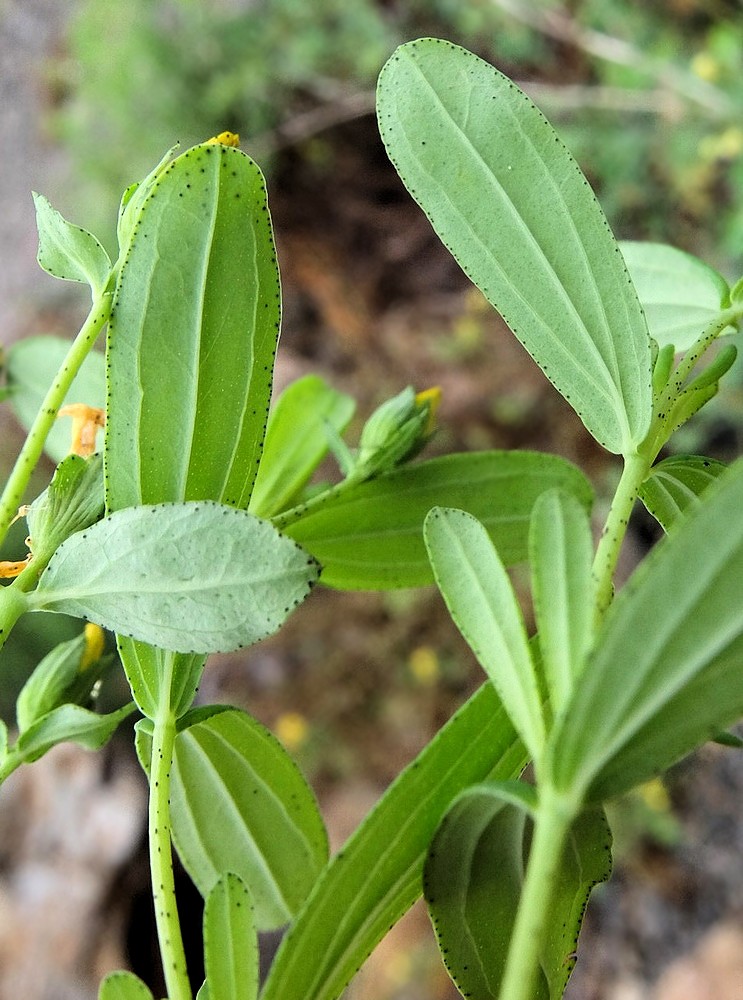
{"left": 50, "top": 0, "right": 743, "bottom": 273}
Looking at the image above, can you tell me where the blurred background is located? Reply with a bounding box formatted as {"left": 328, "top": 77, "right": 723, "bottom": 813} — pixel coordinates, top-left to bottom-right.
{"left": 2, "top": 1, "right": 743, "bottom": 998}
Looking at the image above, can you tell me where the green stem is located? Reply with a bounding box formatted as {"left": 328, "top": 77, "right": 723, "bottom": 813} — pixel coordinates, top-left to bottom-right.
{"left": 0, "top": 291, "right": 112, "bottom": 546}
{"left": 149, "top": 653, "right": 192, "bottom": 1000}
{"left": 498, "top": 786, "right": 577, "bottom": 1000}
{"left": 272, "top": 474, "right": 358, "bottom": 531}
{"left": 0, "top": 582, "right": 30, "bottom": 655}
{"left": 591, "top": 449, "right": 650, "bottom": 627}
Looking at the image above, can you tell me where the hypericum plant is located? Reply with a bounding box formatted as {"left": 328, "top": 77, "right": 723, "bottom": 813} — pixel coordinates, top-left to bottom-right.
{"left": 2, "top": 36, "right": 743, "bottom": 1000}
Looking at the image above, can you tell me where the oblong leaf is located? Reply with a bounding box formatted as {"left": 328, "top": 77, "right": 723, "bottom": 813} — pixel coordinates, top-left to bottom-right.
{"left": 31, "top": 502, "right": 319, "bottom": 653}
{"left": 6, "top": 335, "right": 106, "bottom": 463}
{"left": 105, "top": 140, "right": 281, "bottom": 511}
{"left": 377, "top": 39, "right": 652, "bottom": 454}
{"left": 261, "top": 683, "right": 527, "bottom": 1000}
{"left": 529, "top": 489, "right": 594, "bottom": 714}
{"left": 250, "top": 375, "right": 355, "bottom": 519}
{"left": 282, "top": 451, "right": 593, "bottom": 589}
{"left": 548, "top": 459, "right": 743, "bottom": 802}
{"left": 639, "top": 454, "right": 727, "bottom": 532}
{"left": 424, "top": 506, "right": 545, "bottom": 760}
{"left": 204, "top": 873, "right": 258, "bottom": 1000}
{"left": 620, "top": 241, "right": 731, "bottom": 351}
{"left": 170, "top": 708, "right": 328, "bottom": 930}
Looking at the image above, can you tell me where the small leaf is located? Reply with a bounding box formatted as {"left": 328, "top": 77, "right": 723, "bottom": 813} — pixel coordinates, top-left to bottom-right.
{"left": 6, "top": 335, "right": 106, "bottom": 464}
{"left": 639, "top": 455, "right": 727, "bottom": 532}
{"left": 529, "top": 490, "right": 594, "bottom": 714}
{"left": 548, "top": 459, "right": 743, "bottom": 802}
{"left": 203, "top": 873, "right": 259, "bottom": 1000}
{"left": 425, "top": 786, "right": 611, "bottom": 1000}
{"left": 14, "top": 702, "right": 135, "bottom": 765}
{"left": 31, "top": 503, "right": 319, "bottom": 654}
{"left": 283, "top": 451, "right": 593, "bottom": 589}
{"left": 250, "top": 375, "right": 355, "bottom": 519}
{"left": 424, "top": 783, "right": 546, "bottom": 1000}
{"left": 98, "top": 970, "right": 154, "bottom": 1000}
{"left": 119, "top": 641, "right": 206, "bottom": 721}
{"left": 26, "top": 453, "right": 105, "bottom": 564}
{"left": 170, "top": 708, "right": 328, "bottom": 930}
{"left": 377, "top": 39, "right": 652, "bottom": 454}
{"left": 16, "top": 627, "right": 109, "bottom": 732}
{"left": 261, "top": 683, "right": 526, "bottom": 1000}
{"left": 620, "top": 241, "right": 731, "bottom": 350}
{"left": 33, "top": 192, "right": 112, "bottom": 298}
{"left": 424, "top": 506, "right": 545, "bottom": 760}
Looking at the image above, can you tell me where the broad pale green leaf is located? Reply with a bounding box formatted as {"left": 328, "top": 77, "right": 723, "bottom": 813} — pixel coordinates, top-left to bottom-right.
{"left": 424, "top": 506, "right": 545, "bottom": 760}
{"left": 250, "top": 375, "right": 355, "bottom": 519}
{"left": 639, "top": 454, "right": 726, "bottom": 532}
{"left": 33, "top": 192, "right": 112, "bottom": 298}
{"left": 620, "top": 241, "right": 731, "bottom": 351}
{"left": 98, "top": 971, "right": 154, "bottom": 1000}
{"left": 529, "top": 490, "right": 594, "bottom": 714}
{"left": 30, "top": 503, "right": 318, "bottom": 654}
{"left": 377, "top": 39, "right": 652, "bottom": 455}
{"left": 170, "top": 708, "right": 328, "bottom": 930}
{"left": 14, "top": 702, "right": 135, "bottom": 765}
{"left": 261, "top": 683, "right": 527, "bottom": 1000}
{"left": 425, "top": 790, "right": 610, "bottom": 1000}
{"left": 282, "top": 451, "right": 592, "bottom": 589}
{"left": 548, "top": 459, "right": 743, "bottom": 802}
{"left": 203, "top": 873, "right": 258, "bottom": 1000}
{"left": 105, "top": 140, "right": 281, "bottom": 512}
{"left": 6, "top": 335, "right": 106, "bottom": 463}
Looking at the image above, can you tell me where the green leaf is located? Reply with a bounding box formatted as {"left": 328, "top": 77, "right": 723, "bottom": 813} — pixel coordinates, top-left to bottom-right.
{"left": 639, "top": 455, "right": 727, "bottom": 532}
{"left": 15, "top": 628, "right": 109, "bottom": 732}
{"left": 548, "top": 459, "right": 743, "bottom": 803}
{"left": 425, "top": 789, "right": 610, "bottom": 1000}
{"left": 424, "top": 782, "right": 545, "bottom": 1000}
{"left": 203, "top": 873, "right": 259, "bottom": 1000}
{"left": 6, "top": 335, "right": 106, "bottom": 464}
{"left": 13, "top": 702, "right": 135, "bottom": 765}
{"left": 26, "top": 453, "right": 105, "bottom": 564}
{"left": 261, "top": 682, "right": 527, "bottom": 1000}
{"left": 619, "top": 241, "right": 731, "bottom": 351}
{"left": 32, "top": 192, "right": 112, "bottom": 298}
{"left": 119, "top": 641, "right": 205, "bottom": 721}
{"left": 377, "top": 39, "right": 652, "bottom": 455}
{"left": 538, "top": 806, "right": 612, "bottom": 995}
{"left": 529, "top": 490, "right": 594, "bottom": 715}
{"left": 30, "top": 502, "right": 319, "bottom": 654}
{"left": 98, "top": 970, "right": 154, "bottom": 1000}
{"left": 170, "top": 708, "right": 328, "bottom": 930}
{"left": 249, "top": 375, "right": 355, "bottom": 519}
{"left": 282, "top": 451, "right": 593, "bottom": 589}
{"left": 105, "top": 140, "right": 281, "bottom": 512}
{"left": 424, "top": 506, "right": 545, "bottom": 760}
